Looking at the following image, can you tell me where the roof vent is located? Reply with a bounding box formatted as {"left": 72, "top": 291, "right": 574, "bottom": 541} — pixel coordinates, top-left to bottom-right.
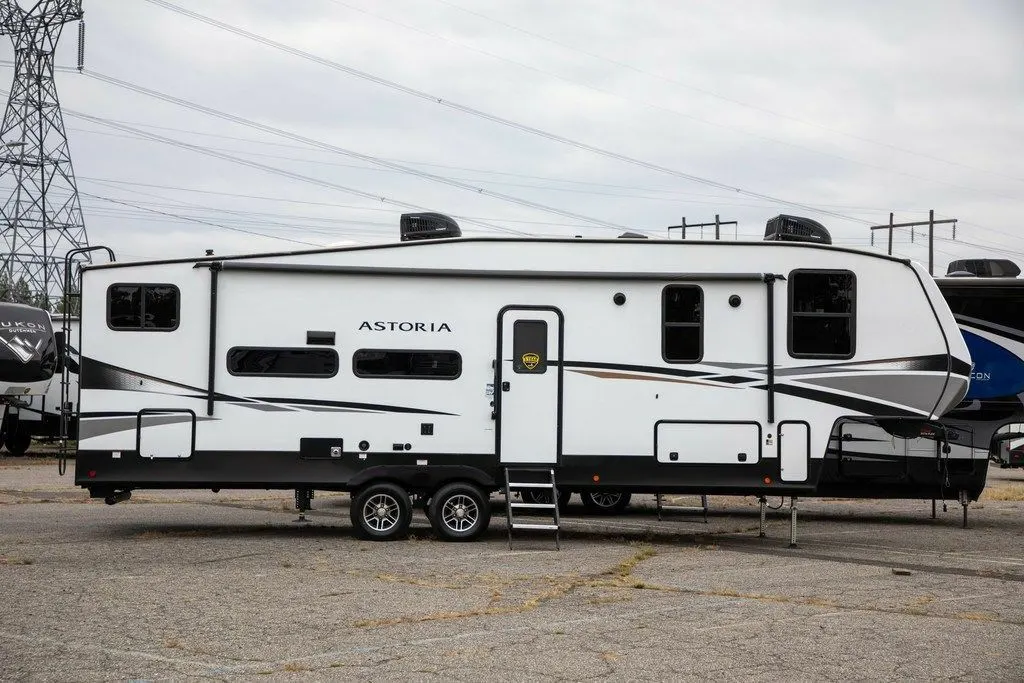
{"left": 763, "top": 215, "right": 832, "bottom": 245}
{"left": 400, "top": 212, "right": 461, "bottom": 241}
{"left": 945, "top": 259, "right": 1020, "bottom": 278}
{"left": 616, "top": 231, "right": 648, "bottom": 239}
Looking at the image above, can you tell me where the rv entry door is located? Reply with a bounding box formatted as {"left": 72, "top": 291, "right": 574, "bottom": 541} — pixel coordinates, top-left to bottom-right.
{"left": 497, "top": 307, "right": 562, "bottom": 465}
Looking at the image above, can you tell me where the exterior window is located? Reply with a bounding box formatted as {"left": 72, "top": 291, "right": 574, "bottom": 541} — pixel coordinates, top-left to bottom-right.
{"left": 353, "top": 350, "right": 461, "bottom": 379}
{"left": 789, "top": 270, "right": 855, "bottom": 358}
{"left": 512, "top": 320, "right": 547, "bottom": 374}
{"left": 227, "top": 347, "right": 338, "bottom": 377}
{"left": 942, "top": 286, "right": 1024, "bottom": 333}
{"left": 662, "top": 285, "right": 702, "bottom": 362}
{"left": 107, "top": 284, "right": 179, "bottom": 331}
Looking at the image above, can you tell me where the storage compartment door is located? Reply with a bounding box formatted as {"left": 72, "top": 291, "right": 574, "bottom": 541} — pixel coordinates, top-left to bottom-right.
{"left": 778, "top": 421, "right": 809, "bottom": 482}
{"left": 656, "top": 422, "right": 760, "bottom": 465}
{"left": 137, "top": 409, "right": 196, "bottom": 459}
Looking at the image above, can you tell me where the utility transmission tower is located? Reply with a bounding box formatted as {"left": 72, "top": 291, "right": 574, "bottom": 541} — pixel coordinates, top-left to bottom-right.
{"left": 0, "top": 0, "right": 87, "bottom": 310}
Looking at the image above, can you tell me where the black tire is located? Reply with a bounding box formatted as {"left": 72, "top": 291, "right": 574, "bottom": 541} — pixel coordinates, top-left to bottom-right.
{"left": 522, "top": 488, "right": 572, "bottom": 511}
{"left": 428, "top": 482, "right": 491, "bottom": 541}
{"left": 580, "top": 490, "right": 632, "bottom": 515}
{"left": 4, "top": 429, "right": 31, "bottom": 457}
{"left": 350, "top": 482, "right": 412, "bottom": 541}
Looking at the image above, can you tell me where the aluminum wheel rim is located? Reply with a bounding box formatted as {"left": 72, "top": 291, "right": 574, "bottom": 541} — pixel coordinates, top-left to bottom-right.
{"left": 522, "top": 490, "right": 550, "bottom": 505}
{"left": 362, "top": 493, "right": 401, "bottom": 532}
{"left": 441, "top": 494, "right": 479, "bottom": 533}
{"left": 591, "top": 492, "right": 622, "bottom": 508}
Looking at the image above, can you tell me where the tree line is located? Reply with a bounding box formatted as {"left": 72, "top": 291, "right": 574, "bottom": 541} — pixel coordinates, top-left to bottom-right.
{"left": 0, "top": 270, "right": 79, "bottom": 314}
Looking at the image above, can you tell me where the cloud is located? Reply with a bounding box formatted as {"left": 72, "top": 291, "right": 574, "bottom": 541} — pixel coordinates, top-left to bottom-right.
{"left": 1, "top": 0, "right": 1019, "bottom": 275}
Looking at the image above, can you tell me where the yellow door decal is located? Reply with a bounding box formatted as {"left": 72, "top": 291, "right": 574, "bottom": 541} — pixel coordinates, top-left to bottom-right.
{"left": 521, "top": 352, "right": 540, "bottom": 370}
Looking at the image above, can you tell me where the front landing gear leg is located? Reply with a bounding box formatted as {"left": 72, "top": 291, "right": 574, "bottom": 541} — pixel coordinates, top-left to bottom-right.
{"left": 788, "top": 496, "right": 798, "bottom": 548}
{"left": 758, "top": 496, "right": 767, "bottom": 538}
{"left": 959, "top": 490, "right": 969, "bottom": 529}
{"left": 295, "top": 488, "right": 313, "bottom": 523}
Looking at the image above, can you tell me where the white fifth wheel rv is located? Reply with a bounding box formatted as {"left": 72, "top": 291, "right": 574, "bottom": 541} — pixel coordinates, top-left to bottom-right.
{"left": 0, "top": 302, "right": 58, "bottom": 454}
{"left": 73, "top": 214, "right": 971, "bottom": 541}
{"left": 592, "top": 266, "right": 1024, "bottom": 519}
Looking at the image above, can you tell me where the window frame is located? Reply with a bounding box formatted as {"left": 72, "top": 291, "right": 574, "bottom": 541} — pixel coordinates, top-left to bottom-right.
{"left": 787, "top": 268, "right": 857, "bottom": 360}
{"left": 352, "top": 348, "right": 463, "bottom": 380}
{"left": 226, "top": 346, "right": 340, "bottom": 378}
{"left": 106, "top": 283, "right": 181, "bottom": 332}
{"left": 661, "top": 284, "right": 704, "bottom": 364}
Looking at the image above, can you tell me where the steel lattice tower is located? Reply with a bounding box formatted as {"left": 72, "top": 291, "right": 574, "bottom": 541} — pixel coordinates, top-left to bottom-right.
{"left": 0, "top": 0, "right": 86, "bottom": 310}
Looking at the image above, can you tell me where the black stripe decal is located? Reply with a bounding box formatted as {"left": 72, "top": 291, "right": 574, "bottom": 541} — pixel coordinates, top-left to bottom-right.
{"left": 80, "top": 359, "right": 455, "bottom": 416}
{"left": 251, "top": 397, "right": 456, "bottom": 416}
{"left": 957, "top": 318, "right": 1024, "bottom": 347}
{"left": 708, "top": 375, "right": 760, "bottom": 384}
{"left": 758, "top": 383, "right": 921, "bottom": 417}
{"left": 558, "top": 360, "right": 711, "bottom": 378}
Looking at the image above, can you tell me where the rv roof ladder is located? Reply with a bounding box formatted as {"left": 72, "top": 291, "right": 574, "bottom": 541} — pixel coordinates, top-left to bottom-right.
{"left": 504, "top": 467, "right": 561, "bottom": 550}
{"left": 655, "top": 493, "right": 708, "bottom": 523}
{"left": 57, "top": 246, "right": 116, "bottom": 476}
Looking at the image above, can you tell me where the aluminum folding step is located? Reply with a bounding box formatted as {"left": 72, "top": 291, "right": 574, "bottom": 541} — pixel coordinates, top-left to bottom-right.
{"left": 503, "top": 466, "right": 560, "bottom": 550}
{"left": 655, "top": 493, "right": 709, "bottom": 523}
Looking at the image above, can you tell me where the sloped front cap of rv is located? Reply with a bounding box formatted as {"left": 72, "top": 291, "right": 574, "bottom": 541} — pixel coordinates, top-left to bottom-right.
{"left": 946, "top": 259, "right": 1020, "bottom": 278}
{"left": 764, "top": 215, "right": 832, "bottom": 245}
{"left": 400, "top": 212, "right": 462, "bottom": 241}
{"left": 0, "top": 302, "right": 57, "bottom": 383}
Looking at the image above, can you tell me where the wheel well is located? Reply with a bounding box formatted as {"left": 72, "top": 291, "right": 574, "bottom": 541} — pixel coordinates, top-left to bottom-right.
{"left": 346, "top": 465, "right": 496, "bottom": 494}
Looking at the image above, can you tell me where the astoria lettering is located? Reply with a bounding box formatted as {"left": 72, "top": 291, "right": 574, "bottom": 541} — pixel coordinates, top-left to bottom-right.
{"left": 359, "top": 321, "right": 452, "bottom": 332}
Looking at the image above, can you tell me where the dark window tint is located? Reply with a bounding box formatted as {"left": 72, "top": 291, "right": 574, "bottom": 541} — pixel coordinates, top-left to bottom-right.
{"left": 228, "top": 347, "right": 338, "bottom": 377}
{"left": 512, "top": 320, "right": 547, "bottom": 374}
{"left": 789, "top": 270, "right": 855, "bottom": 358}
{"left": 107, "top": 284, "right": 179, "bottom": 331}
{"left": 353, "top": 350, "right": 461, "bottom": 379}
{"left": 108, "top": 285, "right": 142, "bottom": 329}
{"left": 144, "top": 286, "right": 178, "bottom": 328}
{"left": 942, "top": 286, "right": 1024, "bottom": 333}
{"left": 663, "top": 285, "right": 702, "bottom": 362}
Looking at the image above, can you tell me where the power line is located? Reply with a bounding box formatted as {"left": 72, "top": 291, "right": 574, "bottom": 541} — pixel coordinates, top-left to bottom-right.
{"left": 79, "top": 191, "right": 320, "bottom": 246}
{"left": 429, "top": 0, "right": 1024, "bottom": 185}
{"left": 39, "top": 95, "right": 956, "bottom": 215}
{"left": 80, "top": 70, "right": 642, "bottom": 235}
{"left": 139, "top": 0, "right": 875, "bottom": 227}
{"left": 74, "top": 176, "right": 643, "bottom": 229}
{"left": 61, "top": 109, "right": 548, "bottom": 238}
{"left": 324, "top": 0, "right": 1018, "bottom": 200}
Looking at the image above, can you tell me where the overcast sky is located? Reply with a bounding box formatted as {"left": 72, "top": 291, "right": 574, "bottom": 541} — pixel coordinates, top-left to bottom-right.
{"left": 9, "top": 0, "right": 1023, "bottom": 272}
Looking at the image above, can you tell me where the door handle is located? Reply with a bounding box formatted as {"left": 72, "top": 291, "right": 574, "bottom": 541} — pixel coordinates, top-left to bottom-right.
{"left": 502, "top": 381, "right": 510, "bottom": 392}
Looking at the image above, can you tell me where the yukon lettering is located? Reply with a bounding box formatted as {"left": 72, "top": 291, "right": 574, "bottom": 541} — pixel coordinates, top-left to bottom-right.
{"left": 0, "top": 321, "right": 43, "bottom": 329}
{"left": 359, "top": 321, "right": 452, "bottom": 332}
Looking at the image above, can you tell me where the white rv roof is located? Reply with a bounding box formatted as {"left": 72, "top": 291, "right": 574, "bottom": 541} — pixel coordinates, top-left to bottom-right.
{"left": 81, "top": 235, "right": 911, "bottom": 272}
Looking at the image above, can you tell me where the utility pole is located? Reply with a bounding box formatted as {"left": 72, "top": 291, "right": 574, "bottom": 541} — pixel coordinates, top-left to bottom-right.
{"left": 667, "top": 214, "right": 738, "bottom": 240}
{"left": 0, "top": 0, "right": 88, "bottom": 310}
{"left": 869, "top": 210, "right": 957, "bottom": 275}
